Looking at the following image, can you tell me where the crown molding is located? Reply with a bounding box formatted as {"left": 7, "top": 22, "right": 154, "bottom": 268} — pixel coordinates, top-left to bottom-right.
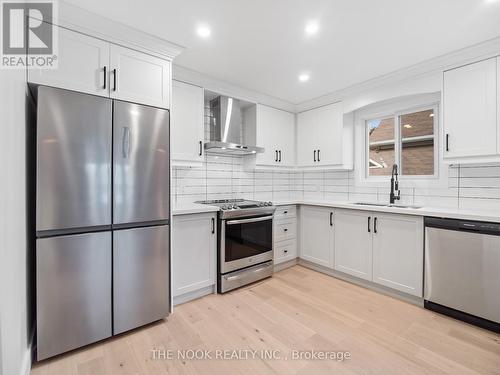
{"left": 173, "top": 64, "right": 296, "bottom": 113}
{"left": 51, "top": 1, "right": 184, "bottom": 61}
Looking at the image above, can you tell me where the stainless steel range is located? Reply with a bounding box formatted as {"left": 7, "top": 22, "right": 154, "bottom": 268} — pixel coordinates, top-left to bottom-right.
{"left": 196, "top": 199, "right": 275, "bottom": 293}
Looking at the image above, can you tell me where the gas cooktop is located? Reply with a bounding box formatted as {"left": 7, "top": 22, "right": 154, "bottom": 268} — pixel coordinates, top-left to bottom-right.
{"left": 195, "top": 199, "right": 275, "bottom": 219}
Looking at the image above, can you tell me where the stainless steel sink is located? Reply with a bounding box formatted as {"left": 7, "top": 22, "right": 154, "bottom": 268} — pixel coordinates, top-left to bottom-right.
{"left": 353, "top": 202, "right": 422, "bottom": 209}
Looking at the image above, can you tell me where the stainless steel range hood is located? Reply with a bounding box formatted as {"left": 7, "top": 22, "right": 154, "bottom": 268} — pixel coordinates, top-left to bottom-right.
{"left": 205, "top": 95, "right": 264, "bottom": 155}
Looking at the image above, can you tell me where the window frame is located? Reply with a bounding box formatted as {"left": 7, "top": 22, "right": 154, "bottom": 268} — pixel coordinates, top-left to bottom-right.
{"left": 365, "top": 103, "right": 439, "bottom": 180}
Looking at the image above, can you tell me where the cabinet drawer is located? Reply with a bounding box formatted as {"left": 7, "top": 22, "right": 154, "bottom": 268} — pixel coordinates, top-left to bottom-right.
{"left": 274, "top": 240, "right": 297, "bottom": 264}
{"left": 274, "top": 220, "right": 296, "bottom": 242}
{"left": 275, "top": 205, "right": 297, "bottom": 219}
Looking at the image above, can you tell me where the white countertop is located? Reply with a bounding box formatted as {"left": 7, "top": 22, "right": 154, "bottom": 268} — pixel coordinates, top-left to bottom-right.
{"left": 173, "top": 200, "right": 500, "bottom": 223}
{"left": 172, "top": 203, "right": 219, "bottom": 216}
{"left": 274, "top": 200, "right": 500, "bottom": 223}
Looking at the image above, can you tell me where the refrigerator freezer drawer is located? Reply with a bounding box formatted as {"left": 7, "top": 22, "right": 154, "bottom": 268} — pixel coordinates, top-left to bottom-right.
{"left": 113, "top": 225, "right": 170, "bottom": 334}
{"left": 36, "top": 86, "right": 112, "bottom": 232}
{"left": 113, "top": 101, "right": 170, "bottom": 225}
{"left": 36, "top": 232, "right": 112, "bottom": 360}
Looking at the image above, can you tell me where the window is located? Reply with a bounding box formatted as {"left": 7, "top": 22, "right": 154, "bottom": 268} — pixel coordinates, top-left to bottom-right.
{"left": 366, "top": 106, "right": 437, "bottom": 178}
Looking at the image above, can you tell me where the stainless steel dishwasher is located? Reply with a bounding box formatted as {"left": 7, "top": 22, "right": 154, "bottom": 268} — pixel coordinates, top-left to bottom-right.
{"left": 424, "top": 217, "right": 500, "bottom": 333}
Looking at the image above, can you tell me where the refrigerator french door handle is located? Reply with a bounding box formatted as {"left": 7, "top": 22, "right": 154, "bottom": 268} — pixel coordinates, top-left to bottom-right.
{"left": 122, "top": 127, "right": 131, "bottom": 158}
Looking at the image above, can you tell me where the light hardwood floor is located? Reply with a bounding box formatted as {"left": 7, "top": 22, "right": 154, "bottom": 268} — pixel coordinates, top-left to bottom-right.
{"left": 31, "top": 265, "right": 500, "bottom": 375}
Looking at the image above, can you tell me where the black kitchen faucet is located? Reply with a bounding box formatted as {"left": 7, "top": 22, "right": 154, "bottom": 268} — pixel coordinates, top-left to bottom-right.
{"left": 390, "top": 164, "right": 401, "bottom": 204}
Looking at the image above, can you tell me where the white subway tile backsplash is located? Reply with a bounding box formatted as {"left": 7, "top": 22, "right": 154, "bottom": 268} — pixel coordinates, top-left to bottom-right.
{"left": 173, "top": 157, "right": 500, "bottom": 211}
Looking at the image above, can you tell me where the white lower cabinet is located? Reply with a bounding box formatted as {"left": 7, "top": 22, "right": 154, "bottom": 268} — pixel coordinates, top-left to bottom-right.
{"left": 274, "top": 206, "right": 298, "bottom": 264}
{"left": 172, "top": 213, "right": 216, "bottom": 299}
{"left": 334, "top": 209, "right": 373, "bottom": 280}
{"left": 372, "top": 213, "right": 423, "bottom": 297}
{"left": 299, "top": 206, "right": 334, "bottom": 268}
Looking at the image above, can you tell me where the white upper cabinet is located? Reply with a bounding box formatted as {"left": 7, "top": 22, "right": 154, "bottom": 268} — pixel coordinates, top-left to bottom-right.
{"left": 443, "top": 58, "right": 497, "bottom": 159}
{"left": 171, "top": 81, "right": 204, "bottom": 166}
{"left": 28, "top": 25, "right": 109, "bottom": 97}
{"left": 256, "top": 105, "right": 295, "bottom": 167}
{"left": 109, "top": 44, "right": 170, "bottom": 108}
{"left": 28, "top": 24, "right": 172, "bottom": 109}
{"left": 334, "top": 209, "right": 373, "bottom": 281}
{"left": 296, "top": 102, "right": 344, "bottom": 167}
{"left": 372, "top": 214, "right": 423, "bottom": 297}
{"left": 299, "top": 206, "right": 334, "bottom": 268}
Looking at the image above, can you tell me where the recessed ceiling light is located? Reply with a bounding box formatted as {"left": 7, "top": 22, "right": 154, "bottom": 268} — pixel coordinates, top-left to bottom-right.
{"left": 197, "top": 25, "right": 211, "bottom": 38}
{"left": 305, "top": 21, "right": 319, "bottom": 35}
{"left": 298, "top": 73, "right": 310, "bottom": 82}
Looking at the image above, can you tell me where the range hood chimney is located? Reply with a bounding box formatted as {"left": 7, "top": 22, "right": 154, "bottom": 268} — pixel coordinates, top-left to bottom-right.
{"left": 204, "top": 96, "right": 264, "bottom": 155}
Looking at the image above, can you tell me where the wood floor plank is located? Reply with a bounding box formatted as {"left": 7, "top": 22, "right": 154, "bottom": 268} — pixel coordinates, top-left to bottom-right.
{"left": 31, "top": 265, "right": 500, "bottom": 375}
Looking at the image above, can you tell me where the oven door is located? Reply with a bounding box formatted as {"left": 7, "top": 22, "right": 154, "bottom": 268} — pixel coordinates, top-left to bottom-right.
{"left": 221, "top": 215, "right": 273, "bottom": 274}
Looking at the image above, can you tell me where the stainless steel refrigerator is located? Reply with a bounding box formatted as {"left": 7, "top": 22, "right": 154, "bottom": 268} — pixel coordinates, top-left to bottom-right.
{"left": 34, "top": 86, "right": 170, "bottom": 360}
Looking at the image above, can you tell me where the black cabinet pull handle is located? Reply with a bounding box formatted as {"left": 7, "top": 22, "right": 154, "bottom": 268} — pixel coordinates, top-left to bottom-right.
{"left": 112, "top": 68, "right": 117, "bottom": 91}
{"left": 103, "top": 66, "right": 107, "bottom": 89}
{"left": 446, "top": 134, "right": 449, "bottom": 152}
{"left": 284, "top": 228, "right": 288, "bottom": 232}
{"left": 211, "top": 218, "right": 215, "bottom": 234}
{"left": 278, "top": 150, "right": 281, "bottom": 162}
{"left": 275, "top": 150, "right": 278, "bottom": 162}
{"left": 314, "top": 150, "right": 317, "bottom": 162}
{"left": 199, "top": 141, "right": 203, "bottom": 156}
{"left": 374, "top": 217, "right": 378, "bottom": 234}
{"left": 284, "top": 249, "right": 288, "bottom": 254}
{"left": 368, "top": 216, "right": 371, "bottom": 232}
{"left": 330, "top": 212, "right": 333, "bottom": 226}
{"left": 318, "top": 149, "right": 321, "bottom": 162}
{"left": 283, "top": 211, "right": 288, "bottom": 214}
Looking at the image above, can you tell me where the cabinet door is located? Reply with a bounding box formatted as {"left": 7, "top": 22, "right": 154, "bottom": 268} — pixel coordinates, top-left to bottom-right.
{"left": 297, "top": 110, "right": 317, "bottom": 166}
{"left": 316, "top": 102, "right": 343, "bottom": 166}
{"left": 256, "top": 105, "right": 280, "bottom": 166}
{"left": 171, "top": 80, "right": 204, "bottom": 165}
{"left": 443, "top": 58, "right": 497, "bottom": 158}
{"left": 275, "top": 109, "right": 296, "bottom": 167}
{"left": 300, "top": 206, "right": 334, "bottom": 268}
{"left": 334, "top": 209, "right": 373, "bottom": 280}
{"left": 110, "top": 44, "right": 170, "bottom": 108}
{"left": 172, "top": 214, "right": 216, "bottom": 297}
{"left": 372, "top": 214, "right": 423, "bottom": 297}
{"left": 28, "top": 25, "right": 109, "bottom": 97}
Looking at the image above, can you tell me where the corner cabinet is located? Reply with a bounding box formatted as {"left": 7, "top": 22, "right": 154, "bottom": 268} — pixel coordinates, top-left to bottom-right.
{"left": 296, "top": 102, "right": 345, "bottom": 168}
{"left": 171, "top": 80, "right": 205, "bottom": 166}
{"left": 299, "top": 206, "right": 334, "bottom": 268}
{"left": 28, "top": 24, "right": 171, "bottom": 109}
{"left": 443, "top": 57, "right": 498, "bottom": 161}
{"left": 255, "top": 105, "right": 295, "bottom": 167}
{"left": 172, "top": 213, "right": 216, "bottom": 301}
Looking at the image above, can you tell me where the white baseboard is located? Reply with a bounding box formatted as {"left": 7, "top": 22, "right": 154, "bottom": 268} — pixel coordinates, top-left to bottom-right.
{"left": 274, "top": 258, "right": 298, "bottom": 272}
{"left": 173, "top": 285, "right": 215, "bottom": 306}
{"left": 298, "top": 259, "right": 423, "bottom": 307}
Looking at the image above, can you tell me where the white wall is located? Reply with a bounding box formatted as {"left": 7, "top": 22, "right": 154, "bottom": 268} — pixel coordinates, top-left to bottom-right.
{"left": 0, "top": 68, "right": 30, "bottom": 375}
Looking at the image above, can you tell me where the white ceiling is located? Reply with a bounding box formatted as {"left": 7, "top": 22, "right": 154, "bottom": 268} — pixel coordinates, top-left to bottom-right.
{"left": 66, "top": 0, "right": 500, "bottom": 104}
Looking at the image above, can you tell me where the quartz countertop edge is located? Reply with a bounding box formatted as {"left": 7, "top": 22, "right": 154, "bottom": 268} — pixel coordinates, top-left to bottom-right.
{"left": 172, "top": 200, "right": 500, "bottom": 223}
{"left": 273, "top": 200, "right": 500, "bottom": 223}
{"left": 172, "top": 203, "right": 220, "bottom": 216}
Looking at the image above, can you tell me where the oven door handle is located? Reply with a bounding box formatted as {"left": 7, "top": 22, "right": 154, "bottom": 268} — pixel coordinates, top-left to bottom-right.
{"left": 226, "top": 215, "right": 274, "bottom": 225}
